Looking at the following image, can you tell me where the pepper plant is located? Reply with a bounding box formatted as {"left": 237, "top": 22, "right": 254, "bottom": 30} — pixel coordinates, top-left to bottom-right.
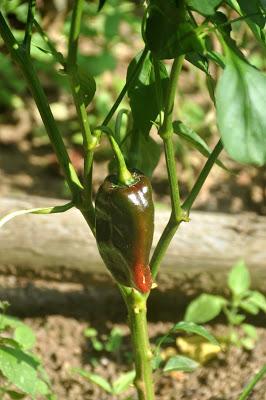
{"left": 0, "top": 1, "right": 266, "bottom": 399}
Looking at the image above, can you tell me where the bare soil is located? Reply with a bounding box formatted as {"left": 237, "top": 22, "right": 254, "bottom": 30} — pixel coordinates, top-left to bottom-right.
{"left": 20, "top": 316, "right": 266, "bottom": 400}
{"left": 1, "top": 277, "right": 266, "bottom": 400}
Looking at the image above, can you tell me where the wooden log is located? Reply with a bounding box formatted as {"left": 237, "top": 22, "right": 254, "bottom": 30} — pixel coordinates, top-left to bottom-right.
{"left": 0, "top": 196, "right": 266, "bottom": 296}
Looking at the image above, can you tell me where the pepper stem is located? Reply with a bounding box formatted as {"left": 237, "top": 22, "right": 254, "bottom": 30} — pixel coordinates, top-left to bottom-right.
{"left": 95, "top": 126, "right": 134, "bottom": 186}
{"left": 124, "top": 289, "right": 155, "bottom": 400}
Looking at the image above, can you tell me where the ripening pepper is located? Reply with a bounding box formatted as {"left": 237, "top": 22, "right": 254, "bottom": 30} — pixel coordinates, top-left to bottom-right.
{"left": 95, "top": 170, "right": 154, "bottom": 293}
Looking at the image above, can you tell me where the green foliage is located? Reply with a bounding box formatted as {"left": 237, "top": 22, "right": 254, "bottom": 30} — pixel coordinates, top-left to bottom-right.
{"left": 0, "top": 302, "right": 55, "bottom": 399}
{"left": 152, "top": 320, "right": 218, "bottom": 373}
{"left": 186, "top": 0, "right": 223, "bottom": 15}
{"left": 84, "top": 326, "right": 123, "bottom": 354}
{"left": 184, "top": 261, "right": 266, "bottom": 350}
{"left": 145, "top": 0, "right": 204, "bottom": 59}
{"left": 163, "top": 355, "right": 199, "bottom": 373}
{"left": 173, "top": 120, "right": 228, "bottom": 170}
{"left": 127, "top": 52, "right": 169, "bottom": 136}
{"left": 216, "top": 48, "right": 266, "bottom": 166}
{"left": 185, "top": 294, "right": 227, "bottom": 324}
{"left": 74, "top": 368, "right": 135, "bottom": 396}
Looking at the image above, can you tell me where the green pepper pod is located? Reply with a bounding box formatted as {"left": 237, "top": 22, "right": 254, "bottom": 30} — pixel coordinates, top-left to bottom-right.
{"left": 95, "top": 171, "right": 154, "bottom": 293}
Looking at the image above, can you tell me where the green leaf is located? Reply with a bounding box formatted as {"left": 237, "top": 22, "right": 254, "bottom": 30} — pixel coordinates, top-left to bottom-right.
{"left": 3, "top": 390, "right": 26, "bottom": 399}
{"left": 73, "top": 368, "right": 113, "bottom": 394}
{"left": 112, "top": 370, "right": 135, "bottom": 395}
{"left": 127, "top": 52, "right": 169, "bottom": 136}
{"left": 228, "top": 260, "right": 250, "bottom": 296}
{"left": 173, "top": 120, "right": 228, "bottom": 170}
{"left": 216, "top": 49, "right": 266, "bottom": 166}
{"left": 163, "top": 355, "right": 199, "bottom": 373}
{"left": 206, "top": 51, "right": 225, "bottom": 68}
{"left": 241, "top": 324, "right": 258, "bottom": 340}
{"left": 84, "top": 327, "right": 98, "bottom": 338}
{"left": 98, "top": 0, "right": 107, "bottom": 11}
{"left": 127, "top": 135, "right": 161, "bottom": 178}
{"left": 173, "top": 322, "right": 219, "bottom": 346}
{"left": 237, "top": 0, "right": 265, "bottom": 28}
{"left": 247, "top": 291, "right": 266, "bottom": 312}
{"left": 184, "top": 294, "right": 226, "bottom": 324}
{"left": 78, "top": 68, "right": 96, "bottom": 107}
{"left": 240, "top": 337, "right": 256, "bottom": 350}
{"left": 0, "top": 346, "right": 49, "bottom": 396}
{"left": 226, "top": 311, "right": 246, "bottom": 325}
{"left": 186, "top": 0, "right": 223, "bottom": 15}
{"left": 186, "top": 52, "right": 209, "bottom": 73}
{"left": 14, "top": 325, "right": 36, "bottom": 350}
{"left": 260, "top": 0, "right": 266, "bottom": 10}
{"left": 145, "top": 0, "right": 204, "bottom": 59}
{"left": 105, "top": 328, "right": 123, "bottom": 353}
{"left": 238, "top": 364, "right": 266, "bottom": 400}
{"left": 239, "top": 300, "right": 259, "bottom": 315}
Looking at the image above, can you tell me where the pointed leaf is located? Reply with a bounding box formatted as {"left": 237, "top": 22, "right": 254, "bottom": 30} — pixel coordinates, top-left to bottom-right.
{"left": 145, "top": 0, "right": 204, "bottom": 59}
{"left": 185, "top": 294, "right": 226, "bottom": 324}
{"left": 0, "top": 202, "right": 73, "bottom": 228}
{"left": 163, "top": 355, "right": 199, "bottom": 373}
{"left": 127, "top": 52, "right": 169, "bottom": 135}
{"left": 173, "top": 120, "right": 228, "bottom": 170}
{"left": 186, "top": 0, "right": 223, "bottom": 15}
{"left": 216, "top": 49, "right": 266, "bottom": 166}
{"left": 173, "top": 322, "right": 220, "bottom": 346}
{"left": 238, "top": 364, "right": 266, "bottom": 400}
{"left": 247, "top": 291, "right": 266, "bottom": 312}
{"left": 98, "top": 0, "right": 107, "bottom": 11}
{"left": 113, "top": 370, "right": 135, "bottom": 395}
{"left": 78, "top": 69, "right": 96, "bottom": 107}
{"left": 73, "top": 368, "right": 113, "bottom": 394}
{"left": 239, "top": 300, "right": 259, "bottom": 315}
{"left": 0, "top": 346, "right": 49, "bottom": 396}
{"left": 236, "top": 0, "right": 265, "bottom": 28}
{"left": 14, "top": 325, "right": 36, "bottom": 350}
{"left": 228, "top": 260, "right": 250, "bottom": 296}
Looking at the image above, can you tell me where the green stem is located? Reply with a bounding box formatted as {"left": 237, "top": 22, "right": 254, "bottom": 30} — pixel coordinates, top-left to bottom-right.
{"left": 23, "top": 0, "right": 36, "bottom": 53}
{"left": 160, "top": 56, "right": 184, "bottom": 138}
{"left": 95, "top": 126, "right": 133, "bottom": 185}
{"left": 151, "top": 56, "right": 185, "bottom": 279}
{"left": 67, "top": 0, "right": 95, "bottom": 228}
{"left": 0, "top": 13, "right": 83, "bottom": 202}
{"left": 125, "top": 290, "right": 154, "bottom": 400}
{"left": 182, "top": 139, "right": 223, "bottom": 212}
{"left": 102, "top": 47, "right": 149, "bottom": 126}
{"left": 238, "top": 364, "right": 266, "bottom": 400}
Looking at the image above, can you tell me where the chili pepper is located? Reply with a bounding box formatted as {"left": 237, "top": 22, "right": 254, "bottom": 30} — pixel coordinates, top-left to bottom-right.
{"left": 95, "top": 170, "right": 154, "bottom": 293}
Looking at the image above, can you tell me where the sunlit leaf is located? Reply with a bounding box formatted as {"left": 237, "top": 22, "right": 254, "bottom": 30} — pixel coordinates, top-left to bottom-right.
{"left": 216, "top": 48, "right": 266, "bottom": 166}
{"left": 184, "top": 294, "right": 227, "bottom": 324}
{"left": 163, "top": 355, "right": 199, "bottom": 373}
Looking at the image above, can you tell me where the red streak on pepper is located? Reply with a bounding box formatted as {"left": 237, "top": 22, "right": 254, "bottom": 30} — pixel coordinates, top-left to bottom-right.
{"left": 133, "top": 263, "right": 152, "bottom": 293}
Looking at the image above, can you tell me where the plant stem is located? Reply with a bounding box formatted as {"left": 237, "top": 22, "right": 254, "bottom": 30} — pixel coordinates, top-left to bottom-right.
{"left": 125, "top": 290, "right": 154, "bottom": 400}
{"left": 238, "top": 364, "right": 266, "bottom": 400}
{"left": 182, "top": 139, "right": 223, "bottom": 212}
{"left": 23, "top": 0, "right": 36, "bottom": 53}
{"left": 0, "top": 12, "right": 83, "bottom": 203}
{"left": 151, "top": 56, "right": 185, "bottom": 279}
{"left": 102, "top": 47, "right": 149, "bottom": 126}
{"left": 160, "top": 56, "right": 184, "bottom": 138}
{"left": 67, "top": 0, "right": 95, "bottom": 227}
{"left": 97, "top": 126, "right": 134, "bottom": 185}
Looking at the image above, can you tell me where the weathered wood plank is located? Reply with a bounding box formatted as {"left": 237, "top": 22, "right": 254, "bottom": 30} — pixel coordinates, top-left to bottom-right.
{"left": 0, "top": 196, "right": 265, "bottom": 295}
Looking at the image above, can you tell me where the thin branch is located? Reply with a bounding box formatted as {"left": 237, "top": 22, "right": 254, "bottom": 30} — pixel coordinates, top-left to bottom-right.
{"left": 23, "top": 0, "right": 36, "bottom": 54}
{"left": 67, "top": 0, "right": 95, "bottom": 228}
{"left": 0, "top": 12, "right": 83, "bottom": 203}
{"left": 182, "top": 140, "right": 223, "bottom": 212}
